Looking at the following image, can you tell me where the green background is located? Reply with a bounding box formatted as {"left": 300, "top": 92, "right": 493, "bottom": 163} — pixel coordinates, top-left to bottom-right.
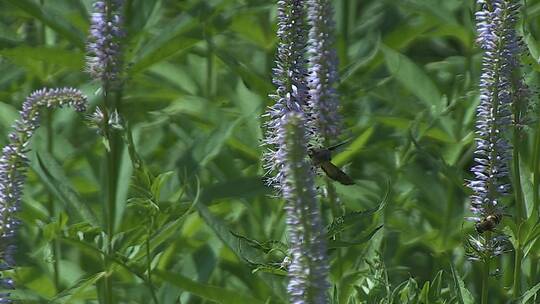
{"left": 1, "top": 0, "right": 540, "bottom": 303}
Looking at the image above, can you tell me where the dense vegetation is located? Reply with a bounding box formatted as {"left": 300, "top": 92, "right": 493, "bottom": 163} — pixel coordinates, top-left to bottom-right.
{"left": 1, "top": 0, "right": 540, "bottom": 303}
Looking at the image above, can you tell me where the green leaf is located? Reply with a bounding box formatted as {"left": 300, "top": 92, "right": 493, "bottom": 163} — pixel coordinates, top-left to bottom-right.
{"left": 340, "top": 34, "right": 381, "bottom": 84}
{"left": 0, "top": 102, "right": 17, "bottom": 130}
{"left": 376, "top": 116, "right": 454, "bottom": 143}
{"left": 230, "top": 231, "right": 288, "bottom": 255}
{"left": 150, "top": 171, "right": 174, "bottom": 201}
{"left": 49, "top": 272, "right": 106, "bottom": 303}
{"left": 524, "top": 32, "right": 540, "bottom": 71}
{"left": 195, "top": 118, "right": 242, "bottom": 167}
{"left": 450, "top": 262, "right": 475, "bottom": 304}
{"left": 131, "top": 13, "right": 201, "bottom": 74}
{"left": 200, "top": 177, "right": 270, "bottom": 204}
{"left": 114, "top": 146, "right": 133, "bottom": 230}
{"left": 131, "top": 180, "right": 200, "bottom": 263}
{"left": 0, "top": 46, "right": 84, "bottom": 70}
{"left": 419, "top": 281, "right": 430, "bottom": 304}
{"left": 381, "top": 45, "right": 442, "bottom": 110}
{"left": 338, "top": 271, "right": 365, "bottom": 304}
{"left": 215, "top": 49, "right": 273, "bottom": 95}
{"left": 251, "top": 264, "right": 288, "bottom": 276}
{"left": 333, "top": 126, "right": 374, "bottom": 166}
{"left": 519, "top": 282, "right": 540, "bottom": 304}
{"left": 429, "top": 270, "right": 443, "bottom": 300}
{"left": 327, "top": 186, "right": 388, "bottom": 237}
{"left": 154, "top": 269, "right": 266, "bottom": 304}
{"left": 327, "top": 225, "right": 383, "bottom": 248}
{"left": 5, "top": 0, "right": 85, "bottom": 48}
{"left": 196, "top": 202, "right": 266, "bottom": 264}
{"left": 32, "top": 152, "right": 99, "bottom": 226}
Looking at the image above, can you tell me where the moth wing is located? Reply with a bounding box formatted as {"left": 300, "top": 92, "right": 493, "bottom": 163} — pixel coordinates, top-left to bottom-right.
{"left": 320, "top": 162, "right": 355, "bottom": 185}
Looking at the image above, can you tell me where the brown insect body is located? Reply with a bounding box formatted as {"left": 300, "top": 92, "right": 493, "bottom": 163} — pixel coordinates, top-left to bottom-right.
{"left": 475, "top": 214, "right": 502, "bottom": 234}
{"left": 309, "top": 142, "right": 354, "bottom": 185}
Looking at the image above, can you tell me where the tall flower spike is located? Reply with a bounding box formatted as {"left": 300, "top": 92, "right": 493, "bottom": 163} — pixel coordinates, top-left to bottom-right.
{"left": 306, "top": 0, "right": 341, "bottom": 141}
{"left": 86, "top": 0, "right": 125, "bottom": 89}
{"left": 279, "top": 112, "right": 329, "bottom": 304}
{"left": 0, "top": 88, "right": 87, "bottom": 303}
{"left": 262, "top": 0, "right": 314, "bottom": 191}
{"left": 466, "top": 0, "right": 521, "bottom": 259}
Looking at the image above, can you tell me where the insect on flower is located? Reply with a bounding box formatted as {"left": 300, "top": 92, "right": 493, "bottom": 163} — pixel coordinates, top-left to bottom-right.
{"left": 308, "top": 141, "right": 354, "bottom": 185}
{"left": 475, "top": 213, "right": 503, "bottom": 234}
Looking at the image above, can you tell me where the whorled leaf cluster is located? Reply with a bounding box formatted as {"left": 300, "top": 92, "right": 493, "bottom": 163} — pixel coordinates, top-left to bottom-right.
{"left": 0, "top": 88, "right": 87, "bottom": 303}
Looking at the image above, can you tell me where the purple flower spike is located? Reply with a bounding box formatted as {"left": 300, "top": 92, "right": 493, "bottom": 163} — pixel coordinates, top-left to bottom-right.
{"left": 466, "top": 0, "right": 523, "bottom": 260}
{"left": 86, "top": 0, "right": 125, "bottom": 89}
{"left": 279, "top": 112, "right": 329, "bottom": 304}
{"left": 0, "top": 88, "right": 87, "bottom": 303}
{"left": 262, "top": 0, "right": 314, "bottom": 191}
{"left": 306, "top": 0, "right": 341, "bottom": 141}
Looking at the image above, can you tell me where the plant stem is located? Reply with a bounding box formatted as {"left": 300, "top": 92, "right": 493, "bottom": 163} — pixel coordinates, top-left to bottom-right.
{"left": 204, "top": 24, "right": 214, "bottom": 99}
{"left": 325, "top": 178, "right": 341, "bottom": 218}
{"left": 442, "top": 178, "right": 454, "bottom": 247}
{"left": 481, "top": 254, "right": 490, "bottom": 304}
{"left": 513, "top": 104, "right": 526, "bottom": 299}
{"left": 146, "top": 217, "right": 159, "bottom": 304}
{"left": 532, "top": 28, "right": 540, "bottom": 283}
{"left": 512, "top": 127, "right": 524, "bottom": 298}
{"left": 511, "top": 58, "right": 526, "bottom": 299}
{"left": 103, "top": 91, "right": 116, "bottom": 304}
{"left": 325, "top": 178, "right": 343, "bottom": 277}
{"left": 38, "top": 0, "right": 61, "bottom": 292}
{"left": 46, "top": 110, "right": 61, "bottom": 292}
{"left": 533, "top": 123, "right": 540, "bottom": 215}
{"left": 530, "top": 258, "right": 538, "bottom": 288}
{"left": 340, "top": 0, "right": 349, "bottom": 66}
{"left": 101, "top": 73, "right": 124, "bottom": 304}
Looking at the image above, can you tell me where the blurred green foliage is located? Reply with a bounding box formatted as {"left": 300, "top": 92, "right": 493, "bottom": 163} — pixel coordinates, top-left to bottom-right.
{"left": 2, "top": 0, "right": 540, "bottom": 303}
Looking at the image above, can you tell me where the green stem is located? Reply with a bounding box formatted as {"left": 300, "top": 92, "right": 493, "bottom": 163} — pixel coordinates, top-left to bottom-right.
{"left": 325, "top": 178, "right": 343, "bottom": 277}
{"left": 46, "top": 110, "right": 60, "bottom": 292}
{"left": 513, "top": 128, "right": 524, "bottom": 299}
{"left": 38, "top": 0, "right": 61, "bottom": 292}
{"left": 204, "top": 24, "right": 214, "bottom": 99}
{"left": 325, "top": 178, "right": 341, "bottom": 218}
{"left": 442, "top": 179, "right": 454, "bottom": 247}
{"left": 530, "top": 258, "right": 538, "bottom": 287}
{"left": 514, "top": 246, "right": 523, "bottom": 298}
{"left": 533, "top": 126, "right": 540, "bottom": 214}
{"left": 340, "top": 0, "right": 349, "bottom": 66}
{"left": 146, "top": 218, "right": 159, "bottom": 304}
{"left": 481, "top": 255, "right": 490, "bottom": 304}
{"left": 511, "top": 45, "right": 526, "bottom": 298}
{"left": 102, "top": 92, "right": 116, "bottom": 304}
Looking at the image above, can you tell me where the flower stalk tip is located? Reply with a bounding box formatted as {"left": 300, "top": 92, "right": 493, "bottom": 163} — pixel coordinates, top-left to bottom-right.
{"left": 86, "top": 0, "right": 125, "bottom": 89}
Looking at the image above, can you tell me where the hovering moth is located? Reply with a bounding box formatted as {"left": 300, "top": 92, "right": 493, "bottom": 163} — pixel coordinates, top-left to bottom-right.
{"left": 308, "top": 141, "right": 354, "bottom": 185}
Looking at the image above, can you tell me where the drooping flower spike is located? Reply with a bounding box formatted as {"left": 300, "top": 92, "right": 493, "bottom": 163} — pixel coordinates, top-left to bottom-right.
{"left": 278, "top": 112, "right": 329, "bottom": 304}
{"left": 86, "top": 0, "right": 125, "bottom": 89}
{"left": 0, "top": 88, "right": 87, "bottom": 303}
{"left": 466, "top": 0, "right": 522, "bottom": 259}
